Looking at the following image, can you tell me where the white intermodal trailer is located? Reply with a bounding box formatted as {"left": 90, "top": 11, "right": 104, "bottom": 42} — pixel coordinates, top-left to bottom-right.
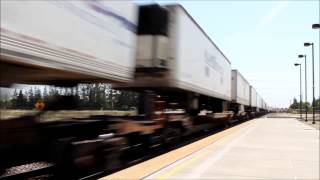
{"left": 249, "top": 86, "right": 258, "bottom": 117}
{"left": 256, "top": 94, "right": 261, "bottom": 111}
{"left": 117, "top": 4, "right": 231, "bottom": 110}
{"left": 230, "top": 69, "right": 250, "bottom": 119}
{"left": 231, "top": 70, "right": 250, "bottom": 106}
{"left": 256, "top": 93, "right": 267, "bottom": 114}
{"left": 0, "top": 1, "right": 137, "bottom": 85}
{"left": 250, "top": 86, "right": 257, "bottom": 108}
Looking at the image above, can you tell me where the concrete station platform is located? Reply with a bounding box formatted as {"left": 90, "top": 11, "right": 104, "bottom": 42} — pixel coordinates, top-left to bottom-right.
{"left": 102, "top": 114, "right": 319, "bottom": 180}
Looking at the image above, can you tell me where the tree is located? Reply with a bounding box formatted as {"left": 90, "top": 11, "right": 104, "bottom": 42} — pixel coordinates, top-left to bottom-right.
{"left": 79, "top": 86, "right": 87, "bottom": 109}
{"left": 289, "top": 97, "right": 299, "bottom": 109}
{"left": 27, "top": 87, "right": 35, "bottom": 108}
{"left": 316, "top": 98, "right": 320, "bottom": 110}
{"left": 34, "top": 87, "right": 42, "bottom": 102}
{"left": 4, "top": 83, "right": 141, "bottom": 110}
{"left": 87, "top": 85, "right": 95, "bottom": 109}
{"left": 0, "top": 99, "right": 11, "bottom": 109}
{"left": 34, "top": 87, "right": 43, "bottom": 103}
{"left": 16, "top": 90, "right": 27, "bottom": 109}
{"left": 10, "top": 89, "right": 18, "bottom": 108}
{"left": 73, "top": 86, "right": 80, "bottom": 109}
{"left": 116, "top": 91, "right": 138, "bottom": 110}
{"left": 49, "top": 86, "right": 58, "bottom": 97}
{"left": 43, "top": 86, "right": 49, "bottom": 103}
{"left": 302, "top": 101, "right": 311, "bottom": 112}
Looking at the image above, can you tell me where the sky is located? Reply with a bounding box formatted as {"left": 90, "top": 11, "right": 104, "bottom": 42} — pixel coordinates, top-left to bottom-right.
{"left": 138, "top": 0, "right": 320, "bottom": 108}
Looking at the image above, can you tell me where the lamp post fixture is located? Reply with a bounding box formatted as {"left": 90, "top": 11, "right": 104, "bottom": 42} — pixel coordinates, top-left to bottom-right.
{"left": 312, "top": 23, "right": 319, "bottom": 121}
{"left": 304, "top": 42, "right": 315, "bottom": 124}
{"left": 312, "top": 24, "right": 320, "bottom": 29}
{"left": 299, "top": 54, "right": 308, "bottom": 121}
{"left": 294, "top": 63, "right": 302, "bottom": 119}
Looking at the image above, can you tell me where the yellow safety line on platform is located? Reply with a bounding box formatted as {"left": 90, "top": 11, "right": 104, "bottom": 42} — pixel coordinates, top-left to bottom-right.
{"left": 155, "top": 151, "right": 210, "bottom": 180}
{"left": 100, "top": 119, "right": 254, "bottom": 180}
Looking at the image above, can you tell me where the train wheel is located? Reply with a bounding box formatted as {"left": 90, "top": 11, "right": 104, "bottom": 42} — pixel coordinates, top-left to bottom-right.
{"left": 163, "top": 127, "right": 182, "bottom": 148}
{"left": 101, "top": 137, "right": 127, "bottom": 171}
{"left": 55, "top": 139, "right": 104, "bottom": 179}
{"left": 224, "top": 121, "right": 231, "bottom": 128}
{"left": 122, "top": 132, "right": 146, "bottom": 161}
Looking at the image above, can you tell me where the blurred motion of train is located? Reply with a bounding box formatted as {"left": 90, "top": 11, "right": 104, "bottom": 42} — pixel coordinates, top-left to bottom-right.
{"left": 0, "top": 2, "right": 271, "bottom": 179}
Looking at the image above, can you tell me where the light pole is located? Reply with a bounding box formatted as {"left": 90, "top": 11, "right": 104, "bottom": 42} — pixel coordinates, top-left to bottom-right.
{"left": 312, "top": 24, "right": 319, "bottom": 120}
{"left": 304, "top": 42, "right": 315, "bottom": 124}
{"left": 299, "top": 54, "right": 308, "bottom": 121}
{"left": 294, "top": 63, "right": 302, "bottom": 119}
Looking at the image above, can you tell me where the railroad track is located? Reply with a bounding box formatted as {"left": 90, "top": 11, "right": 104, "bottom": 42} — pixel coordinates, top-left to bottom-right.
{"left": 0, "top": 118, "right": 249, "bottom": 180}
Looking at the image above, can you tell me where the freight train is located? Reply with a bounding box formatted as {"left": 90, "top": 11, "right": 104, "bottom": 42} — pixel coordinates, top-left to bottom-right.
{"left": 0, "top": 2, "right": 270, "bottom": 179}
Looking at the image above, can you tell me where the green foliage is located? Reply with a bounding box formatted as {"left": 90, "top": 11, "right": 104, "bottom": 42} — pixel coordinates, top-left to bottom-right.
{"left": 2, "top": 84, "right": 139, "bottom": 110}
{"left": 0, "top": 99, "right": 11, "bottom": 109}
{"left": 16, "top": 90, "right": 27, "bottom": 109}
{"left": 289, "top": 97, "right": 299, "bottom": 109}
{"left": 288, "top": 97, "right": 317, "bottom": 112}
